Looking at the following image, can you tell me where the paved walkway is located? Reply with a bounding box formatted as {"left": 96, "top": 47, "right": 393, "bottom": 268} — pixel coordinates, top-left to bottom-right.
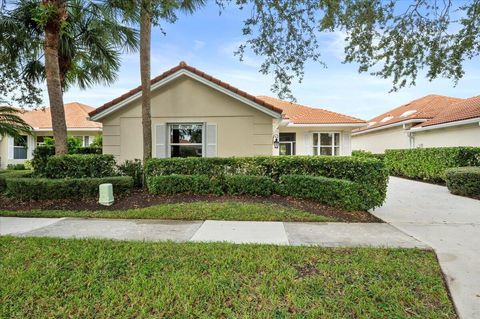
{"left": 371, "top": 177, "right": 480, "bottom": 319}
{"left": 0, "top": 217, "right": 426, "bottom": 248}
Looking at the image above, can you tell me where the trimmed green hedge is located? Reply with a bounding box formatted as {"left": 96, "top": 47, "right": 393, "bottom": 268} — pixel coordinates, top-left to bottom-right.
{"left": 385, "top": 147, "right": 480, "bottom": 183}
{"left": 5, "top": 176, "right": 133, "bottom": 200}
{"left": 224, "top": 175, "right": 274, "bottom": 196}
{"left": 276, "top": 175, "right": 364, "bottom": 211}
{"left": 352, "top": 150, "right": 385, "bottom": 161}
{"left": 147, "top": 175, "right": 223, "bottom": 195}
{"left": 42, "top": 154, "right": 116, "bottom": 179}
{"left": 445, "top": 167, "right": 480, "bottom": 197}
{"left": 0, "top": 170, "right": 33, "bottom": 193}
{"left": 145, "top": 156, "right": 388, "bottom": 209}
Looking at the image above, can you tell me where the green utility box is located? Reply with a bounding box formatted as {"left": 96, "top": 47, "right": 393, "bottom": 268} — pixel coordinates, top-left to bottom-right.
{"left": 99, "top": 183, "right": 114, "bottom": 206}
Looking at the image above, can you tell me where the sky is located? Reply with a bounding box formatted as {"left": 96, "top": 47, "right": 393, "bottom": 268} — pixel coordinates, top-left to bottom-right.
{"left": 58, "top": 2, "right": 480, "bottom": 121}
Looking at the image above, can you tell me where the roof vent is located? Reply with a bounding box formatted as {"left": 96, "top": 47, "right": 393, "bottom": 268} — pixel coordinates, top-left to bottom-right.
{"left": 367, "top": 121, "right": 376, "bottom": 126}
{"left": 400, "top": 110, "right": 416, "bottom": 117}
{"left": 380, "top": 115, "right": 393, "bottom": 123}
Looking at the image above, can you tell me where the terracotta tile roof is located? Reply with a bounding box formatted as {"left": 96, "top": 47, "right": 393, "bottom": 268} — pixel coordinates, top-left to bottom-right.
{"left": 20, "top": 102, "right": 102, "bottom": 130}
{"left": 89, "top": 61, "right": 283, "bottom": 118}
{"left": 256, "top": 96, "right": 365, "bottom": 124}
{"left": 415, "top": 95, "right": 480, "bottom": 128}
{"left": 354, "top": 94, "right": 463, "bottom": 133}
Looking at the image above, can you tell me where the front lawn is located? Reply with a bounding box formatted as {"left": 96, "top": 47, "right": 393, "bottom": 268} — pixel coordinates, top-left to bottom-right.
{"left": 0, "top": 201, "right": 335, "bottom": 222}
{"left": 0, "top": 237, "right": 456, "bottom": 318}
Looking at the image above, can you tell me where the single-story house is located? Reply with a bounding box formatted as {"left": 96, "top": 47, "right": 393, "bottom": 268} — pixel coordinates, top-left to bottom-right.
{"left": 351, "top": 94, "right": 480, "bottom": 153}
{"left": 88, "top": 62, "right": 365, "bottom": 162}
{"left": 0, "top": 102, "right": 102, "bottom": 169}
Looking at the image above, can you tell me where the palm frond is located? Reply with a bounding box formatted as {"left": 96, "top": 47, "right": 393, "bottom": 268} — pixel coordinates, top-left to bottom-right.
{"left": 0, "top": 106, "right": 32, "bottom": 138}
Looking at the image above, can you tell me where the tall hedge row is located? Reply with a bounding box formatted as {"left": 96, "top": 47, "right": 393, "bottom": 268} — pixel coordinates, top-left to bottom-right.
{"left": 384, "top": 147, "right": 480, "bottom": 183}
{"left": 145, "top": 156, "right": 389, "bottom": 209}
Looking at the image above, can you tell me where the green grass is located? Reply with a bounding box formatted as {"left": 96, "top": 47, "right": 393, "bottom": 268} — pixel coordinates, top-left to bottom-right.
{"left": 0, "top": 237, "right": 456, "bottom": 318}
{"left": 0, "top": 201, "right": 334, "bottom": 222}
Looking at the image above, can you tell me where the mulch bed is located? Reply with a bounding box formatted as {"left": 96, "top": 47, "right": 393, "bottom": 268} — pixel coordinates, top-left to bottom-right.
{"left": 0, "top": 190, "right": 381, "bottom": 223}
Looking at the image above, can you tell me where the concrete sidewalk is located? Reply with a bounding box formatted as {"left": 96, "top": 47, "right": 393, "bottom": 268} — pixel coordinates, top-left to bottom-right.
{"left": 371, "top": 177, "right": 480, "bottom": 319}
{"left": 0, "top": 217, "right": 427, "bottom": 248}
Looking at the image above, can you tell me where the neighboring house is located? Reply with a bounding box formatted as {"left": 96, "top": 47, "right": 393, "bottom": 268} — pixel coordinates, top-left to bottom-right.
{"left": 0, "top": 102, "right": 102, "bottom": 169}
{"left": 88, "top": 62, "right": 365, "bottom": 163}
{"left": 351, "top": 94, "right": 480, "bottom": 153}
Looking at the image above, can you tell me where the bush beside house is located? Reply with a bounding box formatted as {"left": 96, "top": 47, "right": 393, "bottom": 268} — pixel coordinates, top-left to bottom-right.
{"left": 145, "top": 156, "right": 388, "bottom": 210}
{"left": 445, "top": 167, "right": 480, "bottom": 197}
{"left": 384, "top": 147, "right": 480, "bottom": 183}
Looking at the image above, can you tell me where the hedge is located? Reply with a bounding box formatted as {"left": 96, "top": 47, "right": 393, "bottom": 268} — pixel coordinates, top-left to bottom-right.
{"left": 351, "top": 150, "right": 385, "bottom": 161}
{"left": 32, "top": 145, "right": 102, "bottom": 176}
{"left": 0, "top": 170, "right": 33, "bottom": 193}
{"left": 224, "top": 175, "right": 274, "bottom": 196}
{"left": 445, "top": 167, "right": 480, "bottom": 197}
{"left": 42, "top": 154, "right": 116, "bottom": 179}
{"left": 145, "top": 156, "right": 388, "bottom": 209}
{"left": 385, "top": 147, "right": 480, "bottom": 183}
{"left": 147, "top": 175, "right": 223, "bottom": 195}
{"left": 276, "top": 175, "right": 365, "bottom": 211}
{"left": 5, "top": 176, "right": 133, "bottom": 200}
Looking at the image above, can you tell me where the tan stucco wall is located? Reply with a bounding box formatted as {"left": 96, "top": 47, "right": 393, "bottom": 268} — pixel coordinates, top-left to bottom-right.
{"left": 412, "top": 123, "right": 480, "bottom": 148}
{"left": 351, "top": 126, "right": 410, "bottom": 153}
{"left": 100, "top": 75, "right": 275, "bottom": 163}
{"left": 278, "top": 127, "right": 355, "bottom": 155}
{"left": 0, "top": 130, "right": 101, "bottom": 169}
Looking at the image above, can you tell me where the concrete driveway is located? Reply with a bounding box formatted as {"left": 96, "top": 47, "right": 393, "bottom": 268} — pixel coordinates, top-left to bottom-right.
{"left": 371, "top": 177, "right": 480, "bottom": 319}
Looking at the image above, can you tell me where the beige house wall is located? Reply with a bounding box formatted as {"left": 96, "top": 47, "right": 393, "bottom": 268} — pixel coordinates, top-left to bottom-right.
{"left": 351, "top": 126, "right": 410, "bottom": 153}
{"left": 412, "top": 123, "right": 480, "bottom": 148}
{"left": 101, "top": 75, "right": 275, "bottom": 163}
{"left": 0, "top": 130, "right": 101, "bottom": 169}
{"left": 278, "top": 127, "right": 355, "bottom": 156}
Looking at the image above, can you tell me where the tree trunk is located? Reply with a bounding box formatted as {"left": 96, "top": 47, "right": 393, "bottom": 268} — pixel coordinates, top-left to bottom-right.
{"left": 43, "top": 0, "right": 68, "bottom": 155}
{"left": 140, "top": 0, "right": 152, "bottom": 162}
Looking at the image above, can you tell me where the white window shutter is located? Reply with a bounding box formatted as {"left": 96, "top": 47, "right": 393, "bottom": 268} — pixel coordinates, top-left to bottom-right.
{"left": 27, "top": 135, "right": 35, "bottom": 159}
{"left": 342, "top": 133, "right": 351, "bottom": 156}
{"left": 7, "top": 136, "right": 14, "bottom": 160}
{"left": 155, "top": 124, "right": 167, "bottom": 158}
{"left": 303, "top": 132, "right": 313, "bottom": 155}
{"left": 206, "top": 123, "right": 217, "bottom": 157}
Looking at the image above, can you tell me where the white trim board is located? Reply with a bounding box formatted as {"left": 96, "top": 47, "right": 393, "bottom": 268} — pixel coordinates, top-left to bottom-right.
{"left": 409, "top": 117, "right": 480, "bottom": 132}
{"left": 89, "top": 69, "right": 283, "bottom": 121}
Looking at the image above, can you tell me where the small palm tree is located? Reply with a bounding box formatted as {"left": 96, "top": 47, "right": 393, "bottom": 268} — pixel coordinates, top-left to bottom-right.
{"left": 0, "top": 106, "right": 32, "bottom": 138}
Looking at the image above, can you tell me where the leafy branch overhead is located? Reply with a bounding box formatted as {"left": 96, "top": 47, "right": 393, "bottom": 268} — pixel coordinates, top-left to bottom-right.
{"left": 225, "top": 0, "right": 480, "bottom": 99}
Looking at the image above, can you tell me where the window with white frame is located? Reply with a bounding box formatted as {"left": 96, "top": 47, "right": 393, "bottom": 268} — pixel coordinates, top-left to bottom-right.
{"left": 13, "top": 135, "right": 28, "bottom": 159}
{"left": 313, "top": 132, "right": 340, "bottom": 156}
{"left": 169, "top": 123, "right": 203, "bottom": 157}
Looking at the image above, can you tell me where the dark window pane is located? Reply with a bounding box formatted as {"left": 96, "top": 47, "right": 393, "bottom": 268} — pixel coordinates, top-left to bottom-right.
{"left": 320, "top": 133, "right": 332, "bottom": 146}
{"left": 313, "top": 133, "right": 318, "bottom": 146}
{"left": 334, "top": 146, "right": 340, "bottom": 155}
{"left": 171, "top": 145, "right": 203, "bottom": 157}
{"left": 170, "top": 124, "right": 203, "bottom": 144}
{"left": 279, "top": 133, "right": 295, "bottom": 142}
{"left": 320, "top": 147, "right": 332, "bottom": 155}
{"left": 14, "top": 136, "right": 27, "bottom": 147}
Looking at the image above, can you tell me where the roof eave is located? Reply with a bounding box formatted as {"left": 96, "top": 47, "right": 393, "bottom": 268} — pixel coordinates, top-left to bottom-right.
{"left": 90, "top": 69, "right": 282, "bottom": 121}
{"left": 285, "top": 122, "right": 366, "bottom": 127}
{"left": 352, "top": 119, "right": 427, "bottom": 136}
{"left": 409, "top": 117, "right": 480, "bottom": 132}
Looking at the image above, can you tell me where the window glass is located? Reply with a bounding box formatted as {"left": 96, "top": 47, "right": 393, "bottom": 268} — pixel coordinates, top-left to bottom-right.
{"left": 13, "top": 135, "right": 27, "bottom": 159}
{"left": 320, "top": 147, "right": 332, "bottom": 155}
{"left": 334, "top": 133, "right": 340, "bottom": 146}
{"left": 313, "top": 133, "right": 318, "bottom": 146}
{"left": 170, "top": 124, "right": 203, "bottom": 144}
{"left": 320, "top": 133, "right": 332, "bottom": 145}
{"left": 312, "top": 132, "right": 341, "bottom": 156}
{"left": 169, "top": 123, "right": 203, "bottom": 158}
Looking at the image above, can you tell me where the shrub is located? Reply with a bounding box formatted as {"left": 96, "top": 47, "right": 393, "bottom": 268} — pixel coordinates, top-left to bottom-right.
{"left": 0, "top": 170, "right": 32, "bottom": 193}
{"left": 90, "top": 135, "right": 102, "bottom": 147}
{"left": 75, "top": 147, "right": 102, "bottom": 155}
{"left": 31, "top": 145, "right": 56, "bottom": 175}
{"left": 117, "top": 159, "right": 143, "bottom": 188}
{"left": 445, "top": 167, "right": 480, "bottom": 197}
{"left": 145, "top": 156, "right": 388, "bottom": 209}
{"left": 276, "top": 175, "right": 365, "bottom": 211}
{"left": 384, "top": 147, "right": 480, "bottom": 183}
{"left": 224, "top": 175, "right": 274, "bottom": 196}
{"left": 6, "top": 163, "right": 26, "bottom": 170}
{"left": 5, "top": 176, "right": 133, "bottom": 200}
{"left": 352, "top": 150, "right": 385, "bottom": 161}
{"left": 42, "top": 154, "right": 117, "bottom": 179}
{"left": 147, "top": 175, "right": 223, "bottom": 195}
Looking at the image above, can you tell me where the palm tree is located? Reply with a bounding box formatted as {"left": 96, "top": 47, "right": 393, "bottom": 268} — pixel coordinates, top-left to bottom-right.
{"left": 0, "top": 106, "right": 32, "bottom": 138}
{"left": 0, "top": 0, "right": 138, "bottom": 155}
{"left": 138, "top": 0, "right": 205, "bottom": 162}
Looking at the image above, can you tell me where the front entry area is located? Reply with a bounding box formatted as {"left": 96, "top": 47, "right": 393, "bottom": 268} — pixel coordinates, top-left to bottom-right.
{"left": 279, "top": 133, "right": 296, "bottom": 155}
